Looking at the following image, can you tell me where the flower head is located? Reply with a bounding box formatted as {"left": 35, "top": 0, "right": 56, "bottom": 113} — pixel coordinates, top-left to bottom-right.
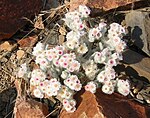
{"left": 82, "top": 60, "right": 98, "bottom": 80}
{"left": 77, "top": 43, "right": 88, "bottom": 54}
{"left": 63, "top": 99, "right": 76, "bottom": 112}
{"left": 117, "top": 79, "right": 130, "bottom": 96}
{"left": 32, "top": 42, "right": 44, "bottom": 56}
{"left": 79, "top": 5, "right": 90, "bottom": 18}
{"left": 33, "top": 88, "right": 44, "bottom": 98}
{"left": 64, "top": 75, "right": 82, "bottom": 91}
{"left": 85, "top": 81, "right": 97, "bottom": 93}
{"left": 89, "top": 28, "right": 102, "bottom": 42}
{"left": 102, "top": 81, "right": 115, "bottom": 94}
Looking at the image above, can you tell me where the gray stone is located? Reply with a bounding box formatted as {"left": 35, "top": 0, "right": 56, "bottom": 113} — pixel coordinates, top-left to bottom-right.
{"left": 123, "top": 49, "right": 150, "bottom": 82}
{"left": 125, "top": 10, "right": 150, "bottom": 56}
{"left": 45, "top": 0, "right": 59, "bottom": 9}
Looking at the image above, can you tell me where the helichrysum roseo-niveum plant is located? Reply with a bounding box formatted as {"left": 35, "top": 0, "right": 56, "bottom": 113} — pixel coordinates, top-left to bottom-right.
{"left": 18, "top": 5, "right": 130, "bottom": 112}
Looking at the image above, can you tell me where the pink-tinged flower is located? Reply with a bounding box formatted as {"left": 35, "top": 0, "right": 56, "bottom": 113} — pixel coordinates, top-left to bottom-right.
{"left": 58, "top": 86, "right": 74, "bottom": 99}
{"left": 111, "top": 52, "right": 123, "bottom": 61}
{"left": 94, "top": 48, "right": 111, "bottom": 64}
{"left": 68, "top": 107, "right": 76, "bottom": 113}
{"left": 50, "top": 79, "right": 61, "bottom": 91}
{"left": 58, "top": 57, "right": 65, "bottom": 66}
{"left": 69, "top": 60, "right": 80, "bottom": 72}
{"left": 79, "top": 5, "right": 90, "bottom": 18}
{"left": 77, "top": 43, "right": 88, "bottom": 54}
{"left": 38, "top": 78, "right": 61, "bottom": 97}
{"left": 64, "top": 104, "right": 73, "bottom": 112}
{"left": 102, "top": 83, "right": 114, "bottom": 95}
{"left": 69, "top": 99, "right": 76, "bottom": 107}
{"left": 105, "top": 66, "right": 116, "bottom": 80}
{"left": 39, "top": 80, "right": 50, "bottom": 93}
{"left": 107, "top": 58, "right": 117, "bottom": 67}
{"left": 33, "top": 88, "right": 44, "bottom": 98}
{"left": 53, "top": 59, "right": 60, "bottom": 67}
{"left": 64, "top": 75, "right": 81, "bottom": 91}
{"left": 55, "top": 45, "right": 64, "bottom": 56}
{"left": 78, "top": 23, "right": 84, "bottom": 30}
{"left": 82, "top": 60, "right": 98, "bottom": 80}
{"left": 63, "top": 99, "right": 76, "bottom": 112}
{"left": 66, "top": 39, "right": 79, "bottom": 50}
{"left": 46, "top": 48, "right": 59, "bottom": 61}
{"left": 67, "top": 67, "right": 74, "bottom": 73}
{"left": 110, "top": 23, "right": 120, "bottom": 28}
{"left": 113, "top": 36, "right": 121, "bottom": 44}
{"left": 35, "top": 54, "right": 45, "bottom": 64}
{"left": 63, "top": 62, "right": 69, "bottom": 68}
{"left": 69, "top": 53, "right": 76, "bottom": 59}
{"left": 89, "top": 28, "right": 102, "bottom": 42}
{"left": 45, "top": 50, "right": 53, "bottom": 61}
{"left": 46, "top": 89, "right": 56, "bottom": 96}
{"left": 97, "top": 71, "right": 105, "bottom": 83}
{"left": 70, "top": 75, "right": 78, "bottom": 82}
{"left": 115, "top": 40, "right": 126, "bottom": 53}
{"left": 57, "top": 49, "right": 64, "bottom": 56}
{"left": 74, "top": 83, "right": 82, "bottom": 91}
{"left": 39, "top": 58, "right": 49, "bottom": 69}
{"left": 63, "top": 99, "right": 69, "bottom": 106}
{"left": 30, "top": 77, "right": 41, "bottom": 86}
{"left": 52, "top": 54, "right": 59, "bottom": 60}
{"left": 85, "top": 82, "right": 97, "bottom": 93}
{"left": 46, "top": 87, "right": 59, "bottom": 96}
{"left": 117, "top": 79, "right": 130, "bottom": 96}
{"left": 108, "top": 23, "right": 126, "bottom": 38}
{"left": 31, "top": 69, "right": 46, "bottom": 81}
{"left": 107, "top": 36, "right": 121, "bottom": 49}
{"left": 94, "top": 52, "right": 103, "bottom": 63}
{"left": 111, "top": 53, "right": 119, "bottom": 60}
{"left": 65, "top": 91, "right": 73, "bottom": 99}
{"left": 119, "top": 26, "right": 126, "bottom": 34}
{"left": 64, "top": 11, "right": 84, "bottom": 31}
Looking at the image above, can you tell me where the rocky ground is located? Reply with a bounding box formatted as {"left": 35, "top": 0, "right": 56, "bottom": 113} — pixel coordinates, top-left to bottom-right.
{"left": 0, "top": 0, "right": 150, "bottom": 118}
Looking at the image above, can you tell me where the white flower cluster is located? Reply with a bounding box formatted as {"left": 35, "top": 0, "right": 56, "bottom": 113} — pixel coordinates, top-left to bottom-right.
{"left": 57, "top": 85, "right": 74, "bottom": 99}
{"left": 64, "top": 75, "right": 82, "bottom": 91}
{"left": 85, "top": 81, "right": 97, "bottom": 93}
{"left": 117, "top": 79, "right": 130, "bottom": 96}
{"left": 107, "top": 23, "right": 126, "bottom": 53}
{"left": 30, "top": 69, "right": 61, "bottom": 98}
{"left": 82, "top": 60, "right": 98, "bottom": 80}
{"left": 64, "top": 5, "right": 90, "bottom": 31}
{"left": 63, "top": 99, "right": 76, "bottom": 112}
{"left": 18, "top": 5, "right": 130, "bottom": 113}
{"left": 88, "top": 23, "right": 105, "bottom": 42}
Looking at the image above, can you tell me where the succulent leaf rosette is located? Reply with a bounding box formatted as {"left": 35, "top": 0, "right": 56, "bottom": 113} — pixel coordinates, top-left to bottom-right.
{"left": 18, "top": 5, "right": 130, "bottom": 112}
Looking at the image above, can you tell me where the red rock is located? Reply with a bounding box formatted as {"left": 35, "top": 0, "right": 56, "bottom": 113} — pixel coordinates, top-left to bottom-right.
{"left": 14, "top": 79, "right": 49, "bottom": 118}
{"left": 69, "top": 0, "right": 146, "bottom": 11}
{"left": 18, "top": 36, "right": 38, "bottom": 48}
{"left": 0, "top": 0, "right": 42, "bottom": 40}
{"left": 60, "top": 89, "right": 150, "bottom": 118}
{"left": 14, "top": 97, "right": 49, "bottom": 118}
